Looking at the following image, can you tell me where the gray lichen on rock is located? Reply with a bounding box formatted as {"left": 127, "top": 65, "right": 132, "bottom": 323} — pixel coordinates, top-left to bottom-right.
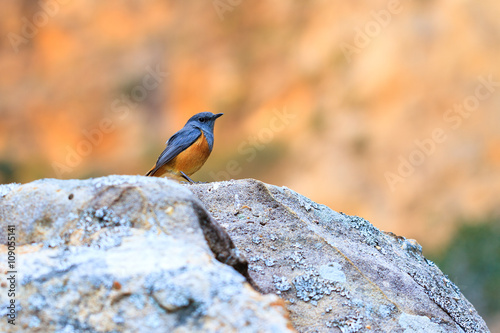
{"left": 399, "top": 312, "right": 448, "bottom": 333}
{"left": 273, "top": 275, "right": 292, "bottom": 293}
{"left": 293, "top": 268, "right": 347, "bottom": 305}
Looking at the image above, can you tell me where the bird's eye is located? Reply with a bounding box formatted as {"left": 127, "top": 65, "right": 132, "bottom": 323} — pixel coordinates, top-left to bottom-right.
{"left": 199, "top": 117, "right": 206, "bottom": 123}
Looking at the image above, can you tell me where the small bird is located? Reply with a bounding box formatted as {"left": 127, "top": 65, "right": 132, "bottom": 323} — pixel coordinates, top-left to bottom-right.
{"left": 146, "top": 112, "right": 223, "bottom": 183}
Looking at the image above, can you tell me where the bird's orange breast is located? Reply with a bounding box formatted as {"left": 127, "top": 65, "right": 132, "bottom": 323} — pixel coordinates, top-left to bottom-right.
{"left": 169, "top": 131, "right": 211, "bottom": 176}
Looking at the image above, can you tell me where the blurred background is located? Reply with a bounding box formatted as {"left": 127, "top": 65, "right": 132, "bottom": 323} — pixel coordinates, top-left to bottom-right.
{"left": 1, "top": 0, "right": 499, "bottom": 329}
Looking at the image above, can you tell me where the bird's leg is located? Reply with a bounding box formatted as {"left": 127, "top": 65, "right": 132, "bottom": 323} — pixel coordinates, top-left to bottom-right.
{"left": 180, "top": 171, "right": 195, "bottom": 184}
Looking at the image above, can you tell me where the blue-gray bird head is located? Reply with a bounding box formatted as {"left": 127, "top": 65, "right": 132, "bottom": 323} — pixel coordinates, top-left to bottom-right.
{"left": 186, "top": 112, "right": 223, "bottom": 133}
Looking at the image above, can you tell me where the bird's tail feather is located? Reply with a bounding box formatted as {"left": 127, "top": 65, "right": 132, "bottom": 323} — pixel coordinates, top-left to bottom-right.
{"left": 145, "top": 166, "right": 156, "bottom": 176}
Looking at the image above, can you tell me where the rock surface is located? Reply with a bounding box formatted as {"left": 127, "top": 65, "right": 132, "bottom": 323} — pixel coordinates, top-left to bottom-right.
{"left": 189, "top": 179, "right": 490, "bottom": 333}
{"left": 0, "top": 176, "right": 489, "bottom": 332}
{"left": 0, "top": 176, "right": 293, "bottom": 333}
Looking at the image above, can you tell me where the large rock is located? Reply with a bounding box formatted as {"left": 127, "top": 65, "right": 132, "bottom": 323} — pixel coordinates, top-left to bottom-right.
{"left": 0, "top": 176, "right": 293, "bottom": 333}
{"left": 189, "top": 179, "right": 490, "bottom": 333}
{"left": 0, "top": 176, "right": 489, "bottom": 332}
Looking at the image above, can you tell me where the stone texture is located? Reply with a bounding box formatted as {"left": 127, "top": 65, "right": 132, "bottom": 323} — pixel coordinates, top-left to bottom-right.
{"left": 189, "top": 179, "right": 490, "bottom": 333}
{"left": 0, "top": 176, "right": 490, "bottom": 332}
{"left": 0, "top": 176, "right": 293, "bottom": 333}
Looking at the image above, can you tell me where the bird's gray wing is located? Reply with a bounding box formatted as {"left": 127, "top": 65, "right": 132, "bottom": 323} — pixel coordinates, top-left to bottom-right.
{"left": 146, "top": 127, "right": 201, "bottom": 176}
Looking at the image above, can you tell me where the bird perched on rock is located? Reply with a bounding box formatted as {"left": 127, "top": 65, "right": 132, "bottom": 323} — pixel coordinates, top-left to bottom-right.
{"left": 146, "top": 112, "right": 223, "bottom": 183}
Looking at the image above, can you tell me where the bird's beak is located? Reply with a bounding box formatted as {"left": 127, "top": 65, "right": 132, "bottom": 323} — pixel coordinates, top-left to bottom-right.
{"left": 213, "top": 113, "right": 224, "bottom": 119}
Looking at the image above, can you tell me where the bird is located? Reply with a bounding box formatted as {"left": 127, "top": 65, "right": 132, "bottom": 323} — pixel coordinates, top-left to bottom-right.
{"left": 146, "top": 112, "right": 223, "bottom": 183}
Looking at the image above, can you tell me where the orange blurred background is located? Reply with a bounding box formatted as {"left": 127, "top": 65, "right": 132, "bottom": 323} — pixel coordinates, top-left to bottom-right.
{"left": 1, "top": 0, "right": 499, "bottom": 327}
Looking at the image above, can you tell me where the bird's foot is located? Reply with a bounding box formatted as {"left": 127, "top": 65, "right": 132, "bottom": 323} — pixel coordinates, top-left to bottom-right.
{"left": 180, "top": 171, "right": 196, "bottom": 184}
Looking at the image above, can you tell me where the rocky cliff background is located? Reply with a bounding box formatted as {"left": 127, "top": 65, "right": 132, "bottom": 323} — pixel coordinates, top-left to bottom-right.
{"left": 0, "top": 0, "right": 499, "bottom": 329}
